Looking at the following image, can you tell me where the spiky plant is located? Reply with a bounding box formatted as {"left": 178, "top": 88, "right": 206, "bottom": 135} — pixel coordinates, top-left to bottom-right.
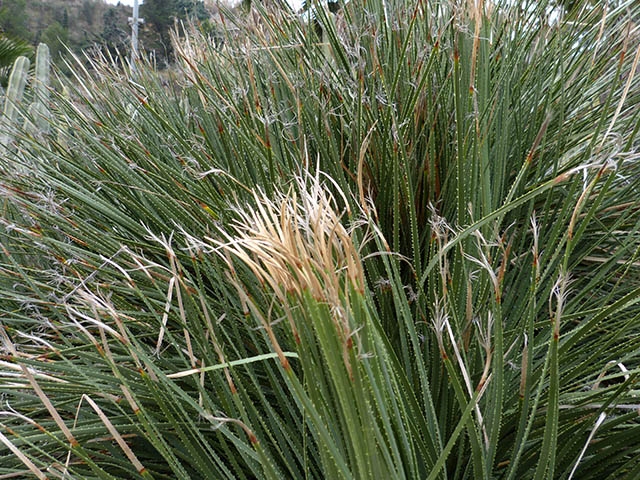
{"left": 1, "top": 0, "right": 640, "bottom": 478}
{"left": 0, "top": 34, "right": 32, "bottom": 87}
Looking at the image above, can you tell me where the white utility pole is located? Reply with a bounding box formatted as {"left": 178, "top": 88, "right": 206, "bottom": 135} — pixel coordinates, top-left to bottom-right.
{"left": 129, "top": 0, "right": 144, "bottom": 61}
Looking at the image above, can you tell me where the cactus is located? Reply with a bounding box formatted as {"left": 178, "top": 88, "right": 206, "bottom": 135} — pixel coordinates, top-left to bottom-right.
{"left": 0, "top": 55, "right": 30, "bottom": 152}
{"left": 2, "top": 56, "right": 30, "bottom": 124}
{"left": 56, "top": 85, "right": 71, "bottom": 151}
{"left": 1, "top": 43, "right": 52, "bottom": 153}
{"left": 31, "top": 43, "right": 50, "bottom": 133}
{"left": 23, "top": 101, "right": 48, "bottom": 137}
{"left": 33, "top": 43, "right": 50, "bottom": 102}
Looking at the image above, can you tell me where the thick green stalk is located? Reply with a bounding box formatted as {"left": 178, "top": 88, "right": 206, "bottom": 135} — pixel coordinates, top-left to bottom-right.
{"left": 2, "top": 56, "right": 29, "bottom": 121}
{"left": 1, "top": 56, "right": 30, "bottom": 151}
{"left": 33, "top": 43, "right": 50, "bottom": 132}
{"left": 34, "top": 43, "right": 50, "bottom": 102}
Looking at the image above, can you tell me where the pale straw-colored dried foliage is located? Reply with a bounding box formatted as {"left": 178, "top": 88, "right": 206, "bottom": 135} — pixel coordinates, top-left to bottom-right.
{"left": 183, "top": 170, "right": 367, "bottom": 371}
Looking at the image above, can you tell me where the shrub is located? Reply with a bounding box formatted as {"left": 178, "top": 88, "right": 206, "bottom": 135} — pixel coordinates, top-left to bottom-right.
{"left": 1, "top": 0, "right": 639, "bottom": 478}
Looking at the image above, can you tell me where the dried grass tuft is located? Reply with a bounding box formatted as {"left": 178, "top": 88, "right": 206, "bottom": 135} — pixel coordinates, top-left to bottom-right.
{"left": 211, "top": 170, "right": 367, "bottom": 369}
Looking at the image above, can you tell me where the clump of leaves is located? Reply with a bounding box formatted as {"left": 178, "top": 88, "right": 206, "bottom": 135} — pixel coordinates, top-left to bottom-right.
{"left": 1, "top": 0, "right": 640, "bottom": 478}
{"left": 0, "top": 34, "right": 32, "bottom": 86}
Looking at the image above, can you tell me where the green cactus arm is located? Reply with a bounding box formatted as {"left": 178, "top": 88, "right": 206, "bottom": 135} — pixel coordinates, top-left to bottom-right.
{"left": 3, "top": 55, "right": 30, "bottom": 124}
{"left": 23, "top": 101, "right": 49, "bottom": 136}
{"left": 0, "top": 55, "right": 30, "bottom": 152}
{"left": 34, "top": 43, "right": 50, "bottom": 104}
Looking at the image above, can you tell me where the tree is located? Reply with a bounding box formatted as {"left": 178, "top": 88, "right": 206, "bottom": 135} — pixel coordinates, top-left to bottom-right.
{"left": 554, "top": 0, "right": 625, "bottom": 13}
{"left": 40, "top": 21, "right": 68, "bottom": 60}
{"left": 0, "top": 0, "right": 31, "bottom": 42}
{"left": 175, "top": 0, "right": 209, "bottom": 20}
{"left": 62, "top": 9, "right": 69, "bottom": 30}
{"left": 80, "top": 0, "right": 96, "bottom": 25}
{"left": 140, "top": 0, "right": 177, "bottom": 62}
{"left": 141, "top": 0, "right": 209, "bottom": 64}
{"left": 101, "top": 8, "right": 128, "bottom": 56}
